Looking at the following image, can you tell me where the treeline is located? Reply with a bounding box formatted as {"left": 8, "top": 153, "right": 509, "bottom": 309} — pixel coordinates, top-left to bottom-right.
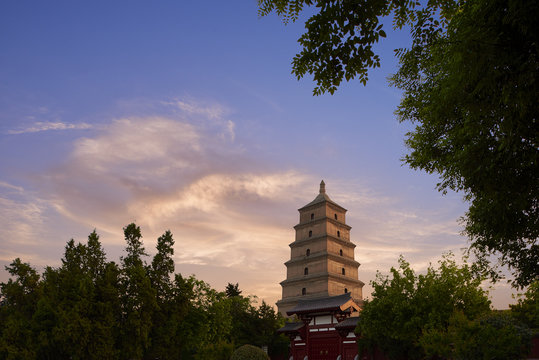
{"left": 357, "top": 255, "right": 539, "bottom": 360}
{"left": 0, "top": 223, "right": 288, "bottom": 360}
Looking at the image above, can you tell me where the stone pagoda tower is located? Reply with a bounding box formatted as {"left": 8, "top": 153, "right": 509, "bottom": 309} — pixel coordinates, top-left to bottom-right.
{"left": 276, "top": 181, "right": 364, "bottom": 316}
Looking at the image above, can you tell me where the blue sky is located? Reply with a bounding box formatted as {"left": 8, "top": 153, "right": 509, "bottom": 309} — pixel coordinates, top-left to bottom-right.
{"left": 0, "top": 1, "right": 516, "bottom": 308}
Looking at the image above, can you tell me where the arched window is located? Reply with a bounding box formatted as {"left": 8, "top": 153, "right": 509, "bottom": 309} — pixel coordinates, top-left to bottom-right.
{"left": 334, "top": 213, "right": 338, "bottom": 220}
{"left": 306, "top": 248, "right": 310, "bottom": 256}
{"left": 339, "top": 249, "right": 343, "bottom": 256}
{"left": 304, "top": 267, "right": 308, "bottom": 275}
{"left": 309, "top": 230, "right": 312, "bottom": 237}
{"left": 337, "top": 230, "right": 340, "bottom": 238}
{"left": 311, "top": 213, "right": 314, "bottom": 220}
{"left": 344, "top": 288, "right": 348, "bottom": 293}
{"left": 342, "top": 268, "right": 346, "bottom": 275}
{"left": 302, "top": 288, "right": 306, "bottom": 295}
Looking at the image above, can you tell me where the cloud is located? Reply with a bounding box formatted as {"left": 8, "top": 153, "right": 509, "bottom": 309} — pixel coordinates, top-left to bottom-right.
{"left": 0, "top": 182, "right": 61, "bottom": 267}
{"left": 166, "top": 99, "right": 229, "bottom": 120}
{"left": 7, "top": 121, "right": 93, "bottom": 135}
{"left": 0, "top": 181, "right": 24, "bottom": 192}
{"left": 1, "top": 96, "right": 496, "bottom": 307}
{"left": 161, "top": 97, "right": 235, "bottom": 141}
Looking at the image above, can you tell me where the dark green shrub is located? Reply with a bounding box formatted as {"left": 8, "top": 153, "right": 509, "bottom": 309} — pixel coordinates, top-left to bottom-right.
{"left": 230, "top": 344, "right": 269, "bottom": 360}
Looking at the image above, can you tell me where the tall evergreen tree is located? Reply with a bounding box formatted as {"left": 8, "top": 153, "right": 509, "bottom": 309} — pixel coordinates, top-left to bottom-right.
{"left": 119, "top": 223, "right": 156, "bottom": 360}
{"left": 0, "top": 259, "right": 41, "bottom": 359}
{"left": 147, "top": 230, "right": 178, "bottom": 360}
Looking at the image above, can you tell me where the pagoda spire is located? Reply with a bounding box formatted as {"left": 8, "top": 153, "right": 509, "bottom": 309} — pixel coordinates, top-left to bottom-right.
{"left": 319, "top": 180, "right": 326, "bottom": 194}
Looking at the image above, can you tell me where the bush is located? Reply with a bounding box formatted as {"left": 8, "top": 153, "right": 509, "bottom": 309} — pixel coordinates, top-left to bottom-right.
{"left": 230, "top": 344, "right": 269, "bottom": 360}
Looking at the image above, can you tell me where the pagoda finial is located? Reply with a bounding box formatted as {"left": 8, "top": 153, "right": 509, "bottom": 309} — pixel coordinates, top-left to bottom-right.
{"left": 319, "top": 180, "right": 326, "bottom": 194}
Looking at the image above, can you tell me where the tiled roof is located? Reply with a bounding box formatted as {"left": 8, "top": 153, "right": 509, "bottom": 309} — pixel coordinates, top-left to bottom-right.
{"left": 277, "top": 321, "right": 305, "bottom": 333}
{"left": 334, "top": 316, "right": 360, "bottom": 330}
{"left": 287, "top": 293, "right": 359, "bottom": 316}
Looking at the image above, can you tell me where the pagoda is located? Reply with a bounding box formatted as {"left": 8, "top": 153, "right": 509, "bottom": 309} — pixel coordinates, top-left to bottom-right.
{"left": 276, "top": 181, "right": 364, "bottom": 316}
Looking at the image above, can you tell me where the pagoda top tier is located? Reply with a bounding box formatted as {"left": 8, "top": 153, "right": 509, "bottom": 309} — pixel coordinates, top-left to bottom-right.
{"left": 298, "top": 180, "right": 347, "bottom": 212}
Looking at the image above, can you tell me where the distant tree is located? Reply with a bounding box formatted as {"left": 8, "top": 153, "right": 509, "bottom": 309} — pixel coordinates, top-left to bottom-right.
{"left": 253, "top": 300, "right": 288, "bottom": 358}
{"left": 0, "top": 258, "right": 41, "bottom": 359}
{"left": 84, "top": 231, "right": 120, "bottom": 359}
{"left": 53, "top": 239, "right": 94, "bottom": 358}
{"left": 119, "top": 223, "right": 156, "bottom": 359}
{"left": 226, "top": 282, "right": 242, "bottom": 297}
{"left": 167, "top": 273, "right": 196, "bottom": 359}
{"left": 147, "top": 230, "right": 181, "bottom": 360}
{"left": 357, "top": 254, "right": 491, "bottom": 359}
{"left": 33, "top": 233, "right": 119, "bottom": 359}
{"left": 177, "top": 276, "right": 233, "bottom": 359}
{"left": 259, "top": 0, "right": 539, "bottom": 287}
{"left": 86, "top": 230, "right": 107, "bottom": 281}
{"left": 0, "top": 225, "right": 287, "bottom": 360}
{"left": 223, "top": 284, "right": 288, "bottom": 357}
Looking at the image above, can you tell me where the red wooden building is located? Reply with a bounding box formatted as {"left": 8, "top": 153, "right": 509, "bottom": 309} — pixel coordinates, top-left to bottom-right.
{"left": 278, "top": 293, "right": 361, "bottom": 360}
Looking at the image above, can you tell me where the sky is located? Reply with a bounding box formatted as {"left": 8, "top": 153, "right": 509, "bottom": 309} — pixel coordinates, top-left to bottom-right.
{"left": 0, "top": 1, "right": 517, "bottom": 308}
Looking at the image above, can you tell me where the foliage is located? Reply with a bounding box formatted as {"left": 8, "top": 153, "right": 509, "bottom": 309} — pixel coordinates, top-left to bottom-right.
{"left": 421, "top": 311, "right": 532, "bottom": 360}
{"left": 392, "top": 0, "right": 539, "bottom": 287}
{"left": 259, "top": 0, "right": 539, "bottom": 287}
{"left": 0, "top": 259, "right": 41, "bottom": 359}
{"left": 230, "top": 344, "right": 270, "bottom": 360}
{"left": 511, "top": 280, "right": 539, "bottom": 329}
{"left": 258, "top": 0, "right": 460, "bottom": 95}
{"left": 226, "top": 282, "right": 242, "bottom": 297}
{"left": 0, "top": 224, "right": 286, "bottom": 359}
{"left": 357, "top": 253, "right": 491, "bottom": 359}
{"left": 193, "top": 340, "right": 234, "bottom": 360}
{"left": 119, "top": 223, "right": 156, "bottom": 359}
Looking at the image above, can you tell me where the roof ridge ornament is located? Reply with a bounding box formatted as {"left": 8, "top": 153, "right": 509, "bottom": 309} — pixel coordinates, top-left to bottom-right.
{"left": 320, "top": 180, "right": 326, "bottom": 194}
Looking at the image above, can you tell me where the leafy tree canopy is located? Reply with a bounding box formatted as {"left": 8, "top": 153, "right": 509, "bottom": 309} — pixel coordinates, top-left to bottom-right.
{"left": 230, "top": 344, "right": 270, "bottom": 360}
{"left": 357, "top": 253, "right": 491, "bottom": 359}
{"left": 226, "top": 282, "right": 242, "bottom": 297}
{"left": 421, "top": 311, "right": 533, "bottom": 360}
{"left": 511, "top": 280, "right": 539, "bottom": 329}
{"left": 0, "top": 225, "right": 288, "bottom": 360}
{"left": 258, "top": 0, "right": 538, "bottom": 287}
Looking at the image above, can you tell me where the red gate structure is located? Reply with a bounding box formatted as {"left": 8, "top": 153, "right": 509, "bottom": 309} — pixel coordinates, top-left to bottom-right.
{"left": 278, "top": 293, "right": 361, "bottom": 360}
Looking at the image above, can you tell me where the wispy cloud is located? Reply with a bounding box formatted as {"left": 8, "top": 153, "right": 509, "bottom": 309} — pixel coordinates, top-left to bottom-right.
{"left": 165, "top": 99, "right": 229, "bottom": 120}
{"left": 0, "top": 96, "right": 480, "bottom": 307}
{"left": 7, "top": 121, "right": 93, "bottom": 135}
{"left": 0, "top": 181, "right": 24, "bottom": 193}
{"left": 161, "top": 97, "right": 235, "bottom": 141}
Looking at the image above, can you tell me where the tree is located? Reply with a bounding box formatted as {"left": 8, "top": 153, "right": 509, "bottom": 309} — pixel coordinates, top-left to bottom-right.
{"left": 147, "top": 230, "right": 180, "bottom": 360}
{"left": 357, "top": 254, "right": 491, "bottom": 359}
{"left": 258, "top": 0, "right": 538, "bottom": 287}
{"left": 177, "top": 276, "right": 234, "bottom": 360}
{"left": 119, "top": 223, "right": 156, "bottom": 359}
{"left": 226, "top": 282, "right": 242, "bottom": 298}
{"left": 0, "top": 259, "right": 41, "bottom": 359}
{"left": 511, "top": 280, "right": 539, "bottom": 329}
{"left": 421, "top": 311, "right": 532, "bottom": 360}
{"left": 230, "top": 344, "right": 270, "bottom": 360}
{"left": 0, "top": 225, "right": 287, "bottom": 359}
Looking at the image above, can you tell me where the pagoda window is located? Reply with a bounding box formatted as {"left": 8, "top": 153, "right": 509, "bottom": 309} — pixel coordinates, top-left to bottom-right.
{"left": 306, "top": 249, "right": 310, "bottom": 256}
{"left": 309, "top": 230, "right": 312, "bottom": 237}
{"left": 334, "top": 213, "right": 338, "bottom": 220}
{"left": 311, "top": 213, "right": 314, "bottom": 220}
{"left": 342, "top": 268, "right": 346, "bottom": 275}
{"left": 302, "top": 288, "right": 306, "bottom": 295}
{"left": 340, "top": 249, "right": 343, "bottom": 256}
{"left": 304, "top": 267, "right": 308, "bottom": 275}
{"left": 345, "top": 288, "right": 348, "bottom": 293}
{"left": 337, "top": 230, "right": 340, "bottom": 237}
